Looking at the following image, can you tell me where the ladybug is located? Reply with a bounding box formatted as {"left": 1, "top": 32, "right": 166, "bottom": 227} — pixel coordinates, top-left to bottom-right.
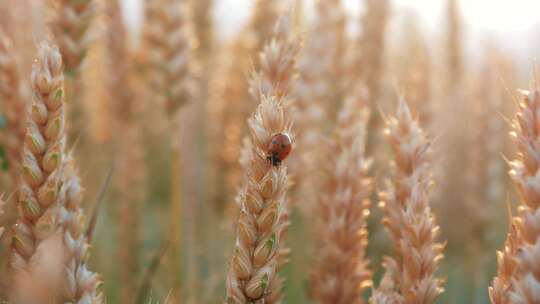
{"left": 266, "top": 133, "right": 292, "bottom": 166}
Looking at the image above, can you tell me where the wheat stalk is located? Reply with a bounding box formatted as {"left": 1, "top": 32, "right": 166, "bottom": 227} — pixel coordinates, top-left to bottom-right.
{"left": 0, "top": 30, "right": 26, "bottom": 186}
{"left": 445, "top": 0, "right": 463, "bottom": 92}
{"left": 371, "top": 99, "right": 445, "bottom": 304}
{"left": 291, "top": 0, "right": 346, "bottom": 213}
{"left": 105, "top": 0, "right": 135, "bottom": 124}
{"left": 249, "top": 9, "right": 300, "bottom": 270}
{"left": 144, "top": 1, "right": 197, "bottom": 300}
{"left": 190, "top": 0, "right": 214, "bottom": 59}
{"left": 248, "top": 0, "right": 284, "bottom": 53}
{"left": 9, "top": 41, "right": 66, "bottom": 273}
{"left": 225, "top": 11, "right": 299, "bottom": 303}
{"left": 145, "top": 0, "right": 194, "bottom": 116}
{"left": 310, "top": 87, "right": 372, "bottom": 303}
{"left": 105, "top": 1, "right": 145, "bottom": 302}
{"left": 225, "top": 94, "right": 292, "bottom": 304}
{"left": 489, "top": 87, "right": 540, "bottom": 303}
{"left": 392, "top": 17, "right": 432, "bottom": 126}
{"left": 358, "top": 0, "right": 389, "bottom": 105}
{"left": 50, "top": 0, "right": 96, "bottom": 72}
{"left": 59, "top": 157, "right": 103, "bottom": 303}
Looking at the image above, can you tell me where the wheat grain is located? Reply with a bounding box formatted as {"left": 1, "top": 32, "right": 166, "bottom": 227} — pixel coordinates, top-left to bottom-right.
{"left": 310, "top": 87, "right": 372, "bottom": 304}
{"left": 371, "top": 99, "right": 445, "bottom": 304}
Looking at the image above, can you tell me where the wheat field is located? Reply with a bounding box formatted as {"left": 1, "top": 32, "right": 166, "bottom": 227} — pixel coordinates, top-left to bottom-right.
{"left": 0, "top": 0, "right": 538, "bottom": 303}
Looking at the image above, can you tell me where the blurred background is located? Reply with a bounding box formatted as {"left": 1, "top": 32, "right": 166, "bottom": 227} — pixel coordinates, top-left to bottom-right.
{"left": 1, "top": 0, "right": 540, "bottom": 303}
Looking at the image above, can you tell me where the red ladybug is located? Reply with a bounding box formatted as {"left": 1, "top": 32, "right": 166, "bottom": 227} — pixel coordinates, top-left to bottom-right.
{"left": 267, "top": 133, "right": 292, "bottom": 166}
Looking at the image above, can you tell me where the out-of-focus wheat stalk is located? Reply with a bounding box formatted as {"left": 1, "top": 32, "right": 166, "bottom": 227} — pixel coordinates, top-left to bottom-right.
{"left": 82, "top": 23, "right": 111, "bottom": 144}
{"left": 391, "top": 16, "right": 432, "bottom": 126}
{"left": 10, "top": 41, "right": 66, "bottom": 274}
{"left": 358, "top": 0, "right": 389, "bottom": 105}
{"left": 371, "top": 100, "right": 445, "bottom": 304}
{"left": 105, "top": 1, "right": 145, "bottom": 303}
{"left": 445, "top": 0, "right": 463, "bottom": 93}
{"left": 50, "top": 0, "right": 96, "bottom": 73}
{"left": 357, "top": 0, "right": 389, "bottom": 169}
{"left": 190, "top": 0, "right": 214, "bottom": 60}
{"left": 464, "top": 51, "right": 510, "bottom": 297}
{"left": 489, "top": 87, "right": 540, "bottom": 303}
{"left": 144, "top": 0, "right": 196, "bottom": 301}
{"left": 461, "top": 61, "right": 497, "bottom": 301}
{"left": 145, "top": 0, "right": 194, "bottom": 116}
{"left": 310, "top": 87, "right": 372, "bottom": 303}
{"left": 249, "top": 0, "right": 284, "bottom": 53}
{"left": 435, "top": 0, "right": 468, "bottom": 258}
{"left": 0, "top": 31, "right": 26, "bottom": 186}
{"left": 299, "top": 0, "right": 346, "bottom": 119}
{"left": 225, "top": 94, "right": 292, "bottom": 304}
{"left": 59, "top": 158, "right": 103, "bottom": 303}
{"left": 292, "top": 0, "right": 346, "bottom": 213}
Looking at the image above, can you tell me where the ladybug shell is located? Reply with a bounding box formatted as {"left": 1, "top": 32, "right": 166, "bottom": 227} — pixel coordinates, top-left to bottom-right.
{"left": 268, "top": 133, "right": 292, "bottom": 161}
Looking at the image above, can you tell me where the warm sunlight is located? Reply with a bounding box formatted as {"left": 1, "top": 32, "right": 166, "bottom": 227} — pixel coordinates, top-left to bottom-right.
{"left": 389, "top": 0, "right": 540, "bottom": 32}
{"left": 3, "top": 0, "right": 540, "bottom": 303}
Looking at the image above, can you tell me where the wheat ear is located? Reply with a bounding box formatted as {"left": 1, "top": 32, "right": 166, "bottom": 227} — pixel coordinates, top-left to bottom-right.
{"left": 50, "top": 0, "right": 96, "bottom": 72}
{"left": 10, "top": 41, "right": 66, "bottom": 273}
{"left": 145, "top": 0, "right": 194, "bottom": 115}
{"left": 225, "top": 93, "right": 292, "bottom": 304}
{"left": 0, "top": 30, "right": 26, "bottom": 185}
{"left": 59, "top": 158, "right": 103, "bottom": 303}
{"left": 371, "top": 99, "right": 445, "bottom": 304}
{"left": 489, "top": 88, "right": 540, "bottom": 303}
{"left": 310, "top": 87, "right": 372, "bottom": 303}
{"left": 249, "top": 12, "right": 300, "bottom": 104}
{"left": 226, "top": 14, "right": 299, "bottom": 300}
